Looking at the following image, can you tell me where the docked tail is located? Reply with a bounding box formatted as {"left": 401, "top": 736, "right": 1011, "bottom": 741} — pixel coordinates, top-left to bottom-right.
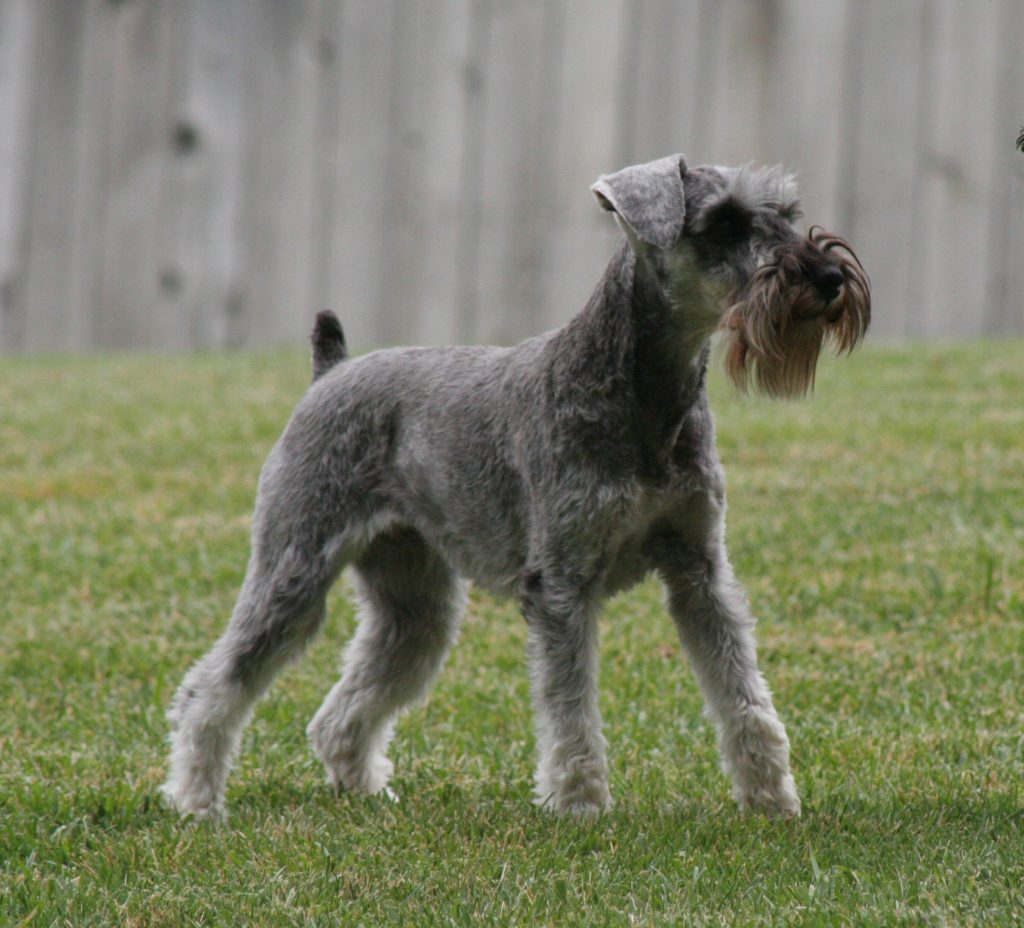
{"left": 310, "top": 310, "right": 348, "bottom": 381}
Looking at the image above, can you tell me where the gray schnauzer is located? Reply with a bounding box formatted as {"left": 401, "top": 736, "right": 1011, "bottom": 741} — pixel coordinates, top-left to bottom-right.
{"left": 162, "top": 153, "right": 870, "bottom": 820}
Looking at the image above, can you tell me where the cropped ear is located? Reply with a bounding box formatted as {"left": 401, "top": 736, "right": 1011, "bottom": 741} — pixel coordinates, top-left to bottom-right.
{"left": 591, "top": 153, "right": 688, "bottom": 250}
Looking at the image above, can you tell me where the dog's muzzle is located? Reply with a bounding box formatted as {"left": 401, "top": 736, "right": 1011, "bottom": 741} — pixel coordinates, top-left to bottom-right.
{"left": 720, "top": 228, "right": 871, "bottom": 398}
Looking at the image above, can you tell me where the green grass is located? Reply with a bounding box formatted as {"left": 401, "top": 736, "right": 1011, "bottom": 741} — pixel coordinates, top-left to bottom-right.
{"left": 1, "top": 341, "right": 1022, "bottom": 926}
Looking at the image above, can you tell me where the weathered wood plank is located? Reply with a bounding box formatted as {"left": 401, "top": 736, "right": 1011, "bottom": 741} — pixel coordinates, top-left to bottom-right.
{"left": 309, "top": 0, "right": 343, "bottom": 346}
{"left": 616, "top": 0, "right": 704, "bottom": 165}
{"left": 65, "top": 0, "right": 120, "bottom": 352}
{"left": 839, "top": 0, "right": 928, "bottom": 340}
{"left": 95, "top": 0, "right": 180, "bottom": 349}
{"left": 235, "top": 0, "right": 322, "bottom": 348}
{"left": 318, "top": 0, "right": 399, "bottom": 353}
{"left": 155, "top": 0, "right": 248, "bottom": 350}
{"left": 773, "top": 0, "right": 850, "bottom": 227}
{"left": 984, "top": 0, "right": 1024, "bottom": 336}
{"left": 451, "top": 0, "right": 491, "bottom": 344}
{"left": 915, "top": 0, "right": 1002, "bottom": 339}
{"left": 376, "top": 0, "right": 474, "bottom": 347}
{"left": 19, "top": 0, "right": 93, "bottom": 352}
{"left": 541, "top": 0, "right": 627, "bottom": 331}
{"left": 704, "top": 0, "right": 779, "bottom": 167}
{"left": 0, "top": 0, "right": 35, "bottom": 352}
{"left": 475, "top": 0, "right": 563, "bottom": 344}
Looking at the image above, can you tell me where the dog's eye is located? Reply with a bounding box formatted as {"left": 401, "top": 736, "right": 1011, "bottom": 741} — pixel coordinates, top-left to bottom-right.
{"left": 780, "top": 203, "right": 804, "bottom": 222}
{"left": 703, "top": 205, "right": 752, "bottom": 246}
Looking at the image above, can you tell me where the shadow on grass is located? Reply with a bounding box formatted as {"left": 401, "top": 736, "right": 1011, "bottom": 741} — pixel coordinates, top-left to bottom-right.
{"left": 141, "top": 769, "right": 1024, "bottom": 851}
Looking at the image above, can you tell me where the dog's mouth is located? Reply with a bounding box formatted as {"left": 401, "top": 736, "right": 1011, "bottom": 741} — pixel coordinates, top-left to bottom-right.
{"left": 718, "top": 228, "right": 871, "bottom": 398}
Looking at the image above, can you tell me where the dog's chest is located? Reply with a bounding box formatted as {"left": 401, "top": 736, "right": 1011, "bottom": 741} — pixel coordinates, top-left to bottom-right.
{"left": 599, "top": 467, "right": 723, "bottom": 595}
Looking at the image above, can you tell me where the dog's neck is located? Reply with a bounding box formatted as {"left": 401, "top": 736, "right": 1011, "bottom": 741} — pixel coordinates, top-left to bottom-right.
{"left": 629, "top": 243, "right": 715, "bottom": 405}
{"left": 547, "top": 242, "right": 711, "bottom": 472}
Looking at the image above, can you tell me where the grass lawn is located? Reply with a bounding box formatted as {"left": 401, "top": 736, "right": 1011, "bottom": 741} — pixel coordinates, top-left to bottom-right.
{"left": 1, "top": 340, "right": 1022, "bottom": 926}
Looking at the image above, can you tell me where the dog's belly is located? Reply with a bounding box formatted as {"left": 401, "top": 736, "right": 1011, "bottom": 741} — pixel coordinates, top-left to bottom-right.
{"left": 389, "top": 470, "right": 529, "bottom": 598}
{"left": 601, "top": 538, "right": 651, "bottom": 596}
{"left": 414, "top": 525, "right": 527, "bottom": 599}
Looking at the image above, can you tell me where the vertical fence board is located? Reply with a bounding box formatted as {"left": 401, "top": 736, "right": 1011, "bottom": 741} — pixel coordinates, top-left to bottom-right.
{"left": 475, "top": 0, "right": 563, "bottom": 344}
{"left": 377, "top": 0, "right": 473, "bottom": 346}
{"left": 773, "top": 0, "right": 850, "bottom": 227}
{"left": 0, "top": 0, "right": 34, "bottom": 352}
{"left": 985, "top": 0, "right": 1024, "bottom": 336}
{"left": 156, "top": 0, "right": 248, "bottom": 351}
{"left": 916, "top": 1, "right": 1001, "bottom": 339}
{"left": 542, "top": 0, "right": 627, "bottom": 330}
{"left": 618, "top": 0, "right": 704, "bottom": 165}
{"left": 841, "top": 0, "right": 928, "bottom": 340}
{"left": 319, "top": 0, "right": 398, "bottom": 352}
{"left": 65, "top": 1, "right": 119, "bottom": 351}
{"left": 95, "top": 0, "right": 179, "bottom": 349}
{"left": 19, "top": 0, "right": 93, "bottom": 351}
{"left": 237, "top": 1, "right": 322, "bottom": 348}
{"left": 704, "top": 0, "right": 779, "bottom": 167}
{"left": 309, "top": 0, "right": 342, "bottom": 342}
{"left": 688, "top": 0, "right": 724, "bottom": 160}
{"left": 451, "top": 0, "right": 491, "bottom": 344}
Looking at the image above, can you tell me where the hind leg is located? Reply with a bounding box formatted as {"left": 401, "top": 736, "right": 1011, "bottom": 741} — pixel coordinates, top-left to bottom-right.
{"left": 307, "top": 527, "right": 465, "bottom": 797}
{"left": 162, "top": 541, "right": 341, "bottom": 819}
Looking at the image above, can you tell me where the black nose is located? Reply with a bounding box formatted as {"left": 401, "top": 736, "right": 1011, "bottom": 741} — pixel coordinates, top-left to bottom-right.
{"left": 814, "top": 265, "right": 845, "bottom": 303}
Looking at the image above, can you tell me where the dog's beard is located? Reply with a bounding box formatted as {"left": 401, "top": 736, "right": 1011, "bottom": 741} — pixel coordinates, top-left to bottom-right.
{"left": 718, "top": 228, "right": 871, "bottom": 398}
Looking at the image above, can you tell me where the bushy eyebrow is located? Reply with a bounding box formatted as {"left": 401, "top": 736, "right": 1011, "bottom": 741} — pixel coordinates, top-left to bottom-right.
{"left": 779, "top": 200, "right": 803, "bottom": 221}
{"left": 718, "top": 164, "right": 802, "bottom": 217}
{"left": 697, "top": 196, "right": 754, "bottom": 231}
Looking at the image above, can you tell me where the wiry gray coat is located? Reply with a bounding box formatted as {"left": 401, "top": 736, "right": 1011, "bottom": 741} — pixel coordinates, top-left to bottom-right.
{"left": 163, "top": 153, "right": 870, "bottom": 820}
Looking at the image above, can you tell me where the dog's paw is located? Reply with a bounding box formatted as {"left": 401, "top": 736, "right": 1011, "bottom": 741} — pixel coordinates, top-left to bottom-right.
{"left": 160, "top": 778, "right": 226, "bottom": 822}
{"left": 310, "top": 726, "right": 395, "bottom": 797}
{"left": 339, "top": 751, "right": 395, "bottom": 796}
{"left": 720, "top": 707, "right": 800, "bottom": 818}
{"left": 535, "top": 764, "right": 612, "bottom": 817}
{"left": 734, "top": 773, "right": 801, "bottom": 819}
{"left": 543, "top": 793, "right": 613, "bottom": 819}
{"left": 321, "top": 752, "right": 395, "bottom": 796}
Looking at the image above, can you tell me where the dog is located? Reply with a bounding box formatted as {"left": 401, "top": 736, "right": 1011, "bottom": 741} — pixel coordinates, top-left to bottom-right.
{"left": 162, "top": 153, "right": 870, "bottom": 820}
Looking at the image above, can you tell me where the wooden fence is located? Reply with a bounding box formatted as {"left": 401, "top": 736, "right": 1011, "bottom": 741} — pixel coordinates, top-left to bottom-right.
{"left": 1, "top": 0, "right": 1022, "bottom": 355}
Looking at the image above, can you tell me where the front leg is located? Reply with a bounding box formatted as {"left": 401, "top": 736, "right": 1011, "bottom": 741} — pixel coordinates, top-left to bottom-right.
{"left": 655, "top": 538, "right": 800, "bottom": 818}
{"left": 521, "top": 570, "right": 611, "bottom": 816}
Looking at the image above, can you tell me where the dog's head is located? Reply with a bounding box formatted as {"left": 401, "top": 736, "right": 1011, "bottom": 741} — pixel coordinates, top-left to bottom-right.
{"left": 592, "top": 154, "right": 870, "bottom": 398}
